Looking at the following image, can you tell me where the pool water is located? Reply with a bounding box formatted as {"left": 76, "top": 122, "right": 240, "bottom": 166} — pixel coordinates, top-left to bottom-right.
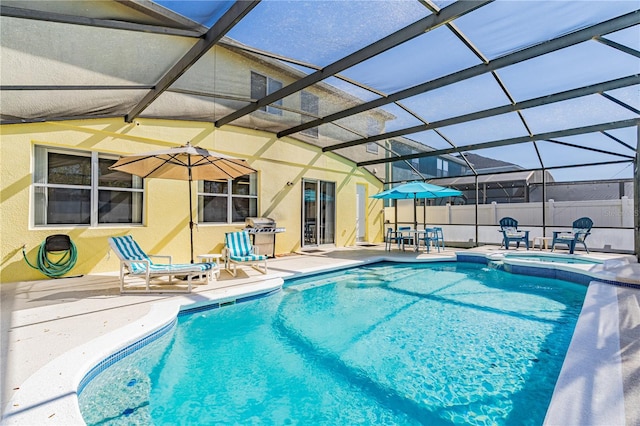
{"left": 79, "top": 262, "right": 587, "bottom": 425}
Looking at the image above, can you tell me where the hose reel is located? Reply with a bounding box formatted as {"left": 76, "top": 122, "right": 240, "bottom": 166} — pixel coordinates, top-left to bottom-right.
{"left": 22, "top": 234, "right": 78, "bottom": 278}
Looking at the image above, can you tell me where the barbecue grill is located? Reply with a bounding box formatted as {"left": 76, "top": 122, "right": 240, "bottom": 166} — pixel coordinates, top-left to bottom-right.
{"left": 244, "top": 217, "right": 285, "bottom": 257}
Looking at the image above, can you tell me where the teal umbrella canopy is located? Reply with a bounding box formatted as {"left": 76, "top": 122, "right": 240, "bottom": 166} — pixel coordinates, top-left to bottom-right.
{"left": 371, "top": 181, "right": 462, "bottom": 200}
{"left": 371, "top": 181, "right": 462, "bottom": 230}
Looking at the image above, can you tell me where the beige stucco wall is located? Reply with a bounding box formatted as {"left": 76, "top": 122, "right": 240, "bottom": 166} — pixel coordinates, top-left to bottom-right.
{"left": 0, "top": 118, "right": 384, "bottom": 283}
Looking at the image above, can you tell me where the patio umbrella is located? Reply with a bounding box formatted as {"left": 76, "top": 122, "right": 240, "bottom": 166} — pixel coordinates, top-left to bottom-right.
{"left": 371, "top": 181, "right": 462, "bottom": 229}
{"left": 109, "top": 142, "right": 256, "bottom": 263}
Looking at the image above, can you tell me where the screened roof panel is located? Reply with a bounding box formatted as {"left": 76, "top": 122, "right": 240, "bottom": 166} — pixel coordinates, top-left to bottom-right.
{"left": 605, "top": 126, "right": 639, "bottom": 150}
{"left": 288, "top": 80, "right": 385, "bottom": 118}
{"left": 0, "top": 17, "right": 196, "bottom": 86}
{"left": 1, "top": 90, "right": 148, "bottom": 121}
{"left": 224, "top": 0, "right": 430, "bottom": 67}
{"left": 437, "top": 112, "right": 528, "bottom": 147}
{"left": 2, "top": 0, "right": 192, "bottom": 27}
{"left": 606, "top": 26, "right": 640, "bottom": 50}
{"left": 551, "top": 163, "right": 634, "bottom": 182}
{"left": 142, "top": 91, "right": 248, "bottom": 122}
{"left": 453, "top": 1, "right": 639, "bottom": 60}
{"left": 497, "top": 39, "right": 640, "bottom": 102}
{"left": 521, "top": 94, "right": 639, "bottom": 135}
{"left": 551, "top": 132, "right": 636, "bottom": 157}
{"left": 1, "top": 0, "right": 637, "bottom": 184}
{"left": 400, "top": 74, "right": 512, "bottom": 123}
{"left": 154, "top": 0, "right": 235, "bottom": 27}
{"left": 461, "top": 144, "right": 543, "bottom": 171}
{"left": 333, "top": 104, "right": 424, "bottom": 137}
{"left": 537, "top": 140, "right": 633, "bottom": 169}
{"left": 605, "top": 85, "right": 640, "bottom": 113}
{"left": 394, "top": 130, "right": 453, "bottom": 151}
{"left": 340, "top": 26, "right": 483, "bottom": 94}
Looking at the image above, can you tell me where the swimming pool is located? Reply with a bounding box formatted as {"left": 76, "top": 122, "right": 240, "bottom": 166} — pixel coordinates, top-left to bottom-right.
{"left": 78, "top": 262, "right": 587, "bottom": 425}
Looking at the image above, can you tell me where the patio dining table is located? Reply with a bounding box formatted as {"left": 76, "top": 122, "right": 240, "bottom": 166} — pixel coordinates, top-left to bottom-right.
{"left": 397, "top": 228, "right": 440, "bottom": 253}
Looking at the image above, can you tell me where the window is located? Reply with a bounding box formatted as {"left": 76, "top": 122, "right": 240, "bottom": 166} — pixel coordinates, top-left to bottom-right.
{"left": 366, "top": 142, "right": 379, "bottom": 154}
{"left": 366, "top": 118, "right": 380, "bottom": 154}
{"left": 437, "top": 158, "right": 449, "bottom": 177}
{"left": 301, "top": 91, "right": 319, "bottom": 138}
{"left": 33, "top": 146, "right": 143, "bottom": 226}
{"left": 411, "top": 152, "right": 420, "bottom": 175}
{"left": 251, "top": 71, "right": 283, "bottom": 115}
{"left": 198, "top": 173, "right": 258, "bottom": 223}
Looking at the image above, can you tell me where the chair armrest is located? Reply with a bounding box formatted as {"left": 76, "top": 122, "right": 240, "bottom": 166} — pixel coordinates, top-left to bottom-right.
{"left": 121, "top": 258, "right": 151, "bottom": 271}
{"left": 148, "top": 254, "right": 172, "bottom": 264}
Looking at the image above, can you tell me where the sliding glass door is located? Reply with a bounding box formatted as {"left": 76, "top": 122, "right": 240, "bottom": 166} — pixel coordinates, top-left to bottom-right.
{"left": 302, "top": 179, "right": 335, "bottom": 246}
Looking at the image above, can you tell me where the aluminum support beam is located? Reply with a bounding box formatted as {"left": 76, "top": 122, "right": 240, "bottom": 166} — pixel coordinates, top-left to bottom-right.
{"left": 358, "top": 119, "right": 639, "bottom": 167}
{"left": 325, "top": 75, "right": 640, "bottom": 152}
{"left": 214, "top": 0, "right": 492, "bottom": 128}
{"left": 125, "top": 0, "right": 260, "bottom": 123}
{"left": 635, "top": 125, "right": 640, "bottom": 261}
{"left": 279, "top": 11, "right": 639, "bottom": 139}
{"left": 0, "top": 5, "right": 203, "bottom": 37}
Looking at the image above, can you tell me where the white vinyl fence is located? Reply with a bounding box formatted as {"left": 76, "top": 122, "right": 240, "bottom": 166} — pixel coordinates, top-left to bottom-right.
{"left": 383, "top": 197, "right": 635, "bottom": 253}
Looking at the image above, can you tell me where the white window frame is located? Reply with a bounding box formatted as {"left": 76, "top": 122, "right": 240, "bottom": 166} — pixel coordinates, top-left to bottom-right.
{"left": 251, "top": 71, "right": 283, "bottom": 116}
{"left": 300, "top": 90, "right": 319, "bottom": 138}
{"left": 33, "top": 145, "right": 144, "bottom": 227}
{"left": 198, "top": 175, "right": 259, "bottom": 224}
{"left": 437, "top": 158, "right": 449, "bottom": 177}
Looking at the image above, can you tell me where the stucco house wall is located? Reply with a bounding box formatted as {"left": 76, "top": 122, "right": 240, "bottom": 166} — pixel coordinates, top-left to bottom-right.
{"left": 0, "top": 118, "right": 384, "bottom": 283}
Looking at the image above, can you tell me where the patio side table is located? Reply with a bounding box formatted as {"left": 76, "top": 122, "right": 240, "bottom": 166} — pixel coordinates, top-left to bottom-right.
{"left": 533, "top": 236, "right": 553, "bottom": 251}
{"left": 197, "top": 253, "right": 222, "bottom": 281}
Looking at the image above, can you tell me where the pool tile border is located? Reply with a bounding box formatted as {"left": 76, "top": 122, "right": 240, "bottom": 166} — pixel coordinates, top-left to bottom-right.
{"left": 456, "top": 253, "right": 638, "bottom": 288}
{"left": 77, "top": 287, "right": 282, "bottom": 396}
{"left": 2, "top": 279, "right": 283, "bottom": 426}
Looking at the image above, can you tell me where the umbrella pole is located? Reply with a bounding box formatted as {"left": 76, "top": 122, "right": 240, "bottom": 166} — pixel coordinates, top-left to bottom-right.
{"left": 188, "top": 174, "right": 194, "bottom": 264}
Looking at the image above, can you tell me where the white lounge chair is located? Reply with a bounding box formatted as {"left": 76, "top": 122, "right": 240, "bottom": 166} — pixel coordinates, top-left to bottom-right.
{"left": 223, "top": 231, "right": 268, "bottom": 277}
{"left": 108, "top": 235, "right": 216, "bottom": 293}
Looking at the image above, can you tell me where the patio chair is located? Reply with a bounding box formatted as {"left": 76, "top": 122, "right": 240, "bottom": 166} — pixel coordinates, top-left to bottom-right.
{"left": 385, "top": 227, "right": 405, "bottom": 251}
{"left": 419, "top": 228, "right": 440, "bottom": 253}
{"left": 398, "top": 226, "right": 415, "bottom": 251}
{"left": 551, "top": 217, "right": 593, "bottom": 254}
{"left": 108, "top": 235, "right": 216, "bottom": 293}
{"left": 499, "top": 217, "right": 529, "bottom": 250}
{"left": 223, "top": 231, "right": 268, "bottom": 277}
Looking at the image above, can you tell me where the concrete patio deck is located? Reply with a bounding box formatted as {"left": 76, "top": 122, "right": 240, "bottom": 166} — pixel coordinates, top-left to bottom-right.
{"left": 1, "top": 244, "right": 638, "bottom": 425}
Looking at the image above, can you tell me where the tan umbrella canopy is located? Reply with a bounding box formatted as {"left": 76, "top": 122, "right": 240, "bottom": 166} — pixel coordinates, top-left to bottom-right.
{"left": 109, "top": 142, "right": 256, "bottom": 263}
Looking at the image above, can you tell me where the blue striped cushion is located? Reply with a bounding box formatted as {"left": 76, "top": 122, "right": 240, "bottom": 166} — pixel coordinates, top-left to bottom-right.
{"left": 229, "top": 254, "right": 267, "bottom": 262}
{"left": 110, "top": 235, "right": 214, "bottom": 275}
{"left": 133, "top": 263, "right": 212, "bottom": 275}
{"left": 225, "top": 231, "right": 254, "bottom": 257}
{"left": 110, "top": 235, "right": 152, "bottom": 272}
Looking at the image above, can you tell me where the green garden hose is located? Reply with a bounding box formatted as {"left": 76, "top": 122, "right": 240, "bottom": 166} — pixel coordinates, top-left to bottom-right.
{"left": 22, "top": 236, "right": 78, "bottom": 278}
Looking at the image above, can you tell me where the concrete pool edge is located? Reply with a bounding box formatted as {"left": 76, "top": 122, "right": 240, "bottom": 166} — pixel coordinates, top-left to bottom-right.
{"left": 3, "top": 250, "right": 636, "bottom": 425}
{"left": 544, "top": 282, "right": 625, "bottom": 426}
{"left": 1, "top": 279, "right": 283, "bottom": 425}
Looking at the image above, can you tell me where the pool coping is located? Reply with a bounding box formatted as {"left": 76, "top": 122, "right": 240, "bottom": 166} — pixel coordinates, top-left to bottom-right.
{"left": 2, "top": 279, "right": 283, "bottom": 425}
{"left": 2, "top": 250, "right": 636, "bottom": 425}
